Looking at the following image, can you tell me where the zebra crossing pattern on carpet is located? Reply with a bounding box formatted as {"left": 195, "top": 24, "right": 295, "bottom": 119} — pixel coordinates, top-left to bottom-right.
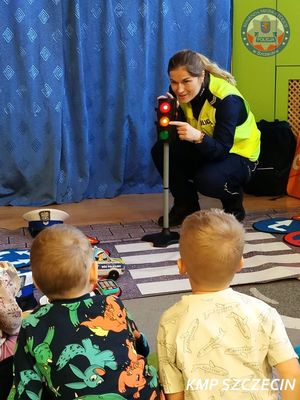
{"left": 115, "top": 230, "right": 300, "bottom": 300}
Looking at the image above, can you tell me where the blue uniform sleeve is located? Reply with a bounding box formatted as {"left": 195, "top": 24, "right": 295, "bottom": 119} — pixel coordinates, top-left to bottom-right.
{"left": 135, "top": 332, "right": 150, "bottom": 357}
{"left": 125, "top": 310, "right": 150, "bottom": 357}
{"left": 195, "top": 95, "right": 247, "bottom": 161}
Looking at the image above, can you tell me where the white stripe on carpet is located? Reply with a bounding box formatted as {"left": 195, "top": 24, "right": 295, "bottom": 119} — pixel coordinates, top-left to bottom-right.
{"left": 244, "top": 231, "right": 275, "bottom": 241}
{"left": 249, "top": 287, "right": 279, "bottom": 304}
{"left": 130, "top": 265, "right": 179, "bottom": 279}
{"left": 117, "top": 240, "right": 288, "bottom": 258}
{"left": 244, "top": 253, "right": 300, "bottom": 268}
{"left": 136, "top": 266, "right": 300, "bottom": 295}
{"left": 123, "top": 252, "right": 179, "bottom": 264}
{"left": 115, "top": 232, "right": 276, "bottom": 253}
{"left": 244, "top": 241, "right": 291, "bottom": 253}
{"left": 129, "top": 256, "right": 300, "bottom": 279}
{"left": 280, "top": 315, "right": 300, "bottom": 330}
{"left": 123, "top": 250, "right": 299, "bottom": 266}
{"left": 232, "top": 266, "right": 300, "bottom": 284}
{"left": 137, "top": 278, "right": 191, "bottom": 294}
{"left": 116, "top": 242, "right": 178, "bottom": 253}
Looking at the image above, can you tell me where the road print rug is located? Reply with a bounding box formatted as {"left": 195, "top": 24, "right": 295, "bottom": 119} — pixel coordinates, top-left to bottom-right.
{"left": 110, "top": 229, "right": 300, "bottom": 300}
{"left": 1, "top": 215, "right": 300, "bottom": 302}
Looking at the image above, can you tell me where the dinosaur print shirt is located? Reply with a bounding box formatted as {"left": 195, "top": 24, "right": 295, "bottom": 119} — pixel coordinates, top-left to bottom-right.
{"left": 157, "top": 288, "right": 298, "bottom": 400}
{"left": 13, "top": 293, "right": 161, "bottom": 399}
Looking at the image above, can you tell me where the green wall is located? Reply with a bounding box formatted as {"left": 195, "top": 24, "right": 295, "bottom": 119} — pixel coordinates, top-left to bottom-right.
{"left": 232, "top": 0, "right": 300, "bottom": 123}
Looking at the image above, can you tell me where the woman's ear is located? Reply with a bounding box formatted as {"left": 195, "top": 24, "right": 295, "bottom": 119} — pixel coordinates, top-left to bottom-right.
{"left": 89, "top": 261, "right": 98, "bottom": 285}
{"left": 177, "top": 258, "right": 187, "bottom": 275}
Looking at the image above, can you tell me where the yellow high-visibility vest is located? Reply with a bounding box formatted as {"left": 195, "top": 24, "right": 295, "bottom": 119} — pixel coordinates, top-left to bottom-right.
{"left": 179, "top": 74, "right": 260, "bottom": 161}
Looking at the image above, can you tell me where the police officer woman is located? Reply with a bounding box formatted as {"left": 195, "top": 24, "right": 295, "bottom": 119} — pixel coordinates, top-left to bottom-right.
{"left": 152, "top": 49, "right": 260, "bottom": 226}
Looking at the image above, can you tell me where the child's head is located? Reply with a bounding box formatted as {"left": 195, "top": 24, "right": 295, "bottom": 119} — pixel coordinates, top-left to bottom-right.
{"left": 30, "top": 224, "right": 96, "bottom": 299}
{"left": 179, "top": 209, "right": 245, "bottom": 291}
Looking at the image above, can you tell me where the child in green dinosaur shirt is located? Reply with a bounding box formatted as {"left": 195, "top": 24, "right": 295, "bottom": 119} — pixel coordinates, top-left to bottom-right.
{"left": 12, "top": 224, "right": 162, "bottom": 400}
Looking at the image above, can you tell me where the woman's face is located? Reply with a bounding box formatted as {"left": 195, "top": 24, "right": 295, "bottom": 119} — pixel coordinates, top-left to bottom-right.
{"left": 169, "top": 67, "right": 204, "bottom": 103}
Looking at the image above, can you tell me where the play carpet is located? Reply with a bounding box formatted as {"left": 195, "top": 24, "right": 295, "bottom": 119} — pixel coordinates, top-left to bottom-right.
{"left": 1, "top": 210, "right": 300, "bottom": 302}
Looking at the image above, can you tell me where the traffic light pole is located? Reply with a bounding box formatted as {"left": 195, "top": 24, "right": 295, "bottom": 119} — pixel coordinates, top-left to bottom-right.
{"left": 163, "top": 142, "right": 170, "bottom": 229}
{"left": 141, "top": 141, "right": 180, "bottom": 247}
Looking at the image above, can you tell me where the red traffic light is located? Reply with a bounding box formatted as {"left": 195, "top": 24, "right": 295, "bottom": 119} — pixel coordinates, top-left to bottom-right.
{"left": 156, "top": 97, "right": 177, "bottom": 142}
{"left": 159, "top": 101, "right": 171, "bottom": 113}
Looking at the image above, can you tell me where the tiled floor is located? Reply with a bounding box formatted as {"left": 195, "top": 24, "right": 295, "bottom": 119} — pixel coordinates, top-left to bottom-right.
{"left": 1, "top": 205, "right": 298, "bottom": 250}
{"left": 0, "top": 220, "right": 174, "bottom": 250}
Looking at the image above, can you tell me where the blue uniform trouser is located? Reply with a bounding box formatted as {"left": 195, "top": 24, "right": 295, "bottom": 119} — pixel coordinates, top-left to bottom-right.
{"left": 151, "top": 139, "right": 257, "bottom": 207}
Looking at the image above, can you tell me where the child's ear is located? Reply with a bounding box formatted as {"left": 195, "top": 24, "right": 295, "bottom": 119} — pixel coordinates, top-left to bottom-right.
{"left": 236, "top": 257, "right": 244, "bottom": 272}
{"left": 177, "top": 258, "right": 187, "bottom": 275}
{"left": 89, "top": 261, "right": 98, "bottom": 285}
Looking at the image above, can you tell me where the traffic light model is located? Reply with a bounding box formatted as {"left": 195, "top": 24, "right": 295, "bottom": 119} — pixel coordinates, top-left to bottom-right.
{"left": 157, "top": 98, "right": 177, "bottom": 142}
{"left": 141, "top": 96, "right": 180, "bottom": 247}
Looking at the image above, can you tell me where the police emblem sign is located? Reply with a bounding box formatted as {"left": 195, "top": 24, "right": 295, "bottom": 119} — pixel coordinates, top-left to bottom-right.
{"left": 241, "top": 8, "right": 290, "bottom": 57}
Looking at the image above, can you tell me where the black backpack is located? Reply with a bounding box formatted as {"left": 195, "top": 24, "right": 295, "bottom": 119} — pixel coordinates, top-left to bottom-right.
{"left": 244, "top": 119, "right": 296, "bottom": 196}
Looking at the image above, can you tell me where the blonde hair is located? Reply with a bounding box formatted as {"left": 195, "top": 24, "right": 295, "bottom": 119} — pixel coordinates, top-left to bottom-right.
{"left": 168, "top": 49, "right": 236, "bottom": 86}
{"left": 30, "top": 224, "right": 93, "bottom": 298}
{"left": 179, "top": 209, "right": 244, "bottom": 287}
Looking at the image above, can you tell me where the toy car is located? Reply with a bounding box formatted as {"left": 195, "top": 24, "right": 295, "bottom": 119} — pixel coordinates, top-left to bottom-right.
{"left": 86, "top": 235, "right": 100, "bottom": 246}
{"left": 93, "top": 279, "right": 122, "bottom": 296}
{"left": 93, "top": 247, "right": 125, "bottom": 280}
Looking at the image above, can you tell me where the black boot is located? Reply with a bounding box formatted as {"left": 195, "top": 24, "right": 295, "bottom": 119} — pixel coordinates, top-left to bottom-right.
{"left": 222, "top": 194, "right": 245, "bottom": 222}
{"left": 158, "top": 202, "right": 200, "bottom": 227}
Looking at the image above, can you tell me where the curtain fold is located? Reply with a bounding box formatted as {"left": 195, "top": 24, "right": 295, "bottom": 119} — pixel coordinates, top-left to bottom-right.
{"left": 0, "top": 0, "right": 232, "bottom": 206}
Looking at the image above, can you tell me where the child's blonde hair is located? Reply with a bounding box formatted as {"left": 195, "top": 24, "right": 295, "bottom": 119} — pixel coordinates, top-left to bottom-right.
{"left": 179, "top": 209, "right": 244, "bottom": 287}
{"left": 30, "top": 224, "right": 93, "bottom": 298}
{"left": 168, "top": 49, "right": 236, "bottom": 85}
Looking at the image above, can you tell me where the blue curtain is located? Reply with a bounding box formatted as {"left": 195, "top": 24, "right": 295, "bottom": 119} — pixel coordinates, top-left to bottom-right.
{"left": 0, "top": 0, "right": 232, "bottom": 206}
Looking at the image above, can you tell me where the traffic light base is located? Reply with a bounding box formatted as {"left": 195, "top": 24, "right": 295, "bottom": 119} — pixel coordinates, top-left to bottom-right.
{"left": 141, "top": 228, "right": 180, "bottom": 248}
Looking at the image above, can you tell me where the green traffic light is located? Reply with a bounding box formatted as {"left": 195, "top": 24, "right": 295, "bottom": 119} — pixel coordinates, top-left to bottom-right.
{"left": 159, "top": 130, "right": 169, "bottom": 140}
